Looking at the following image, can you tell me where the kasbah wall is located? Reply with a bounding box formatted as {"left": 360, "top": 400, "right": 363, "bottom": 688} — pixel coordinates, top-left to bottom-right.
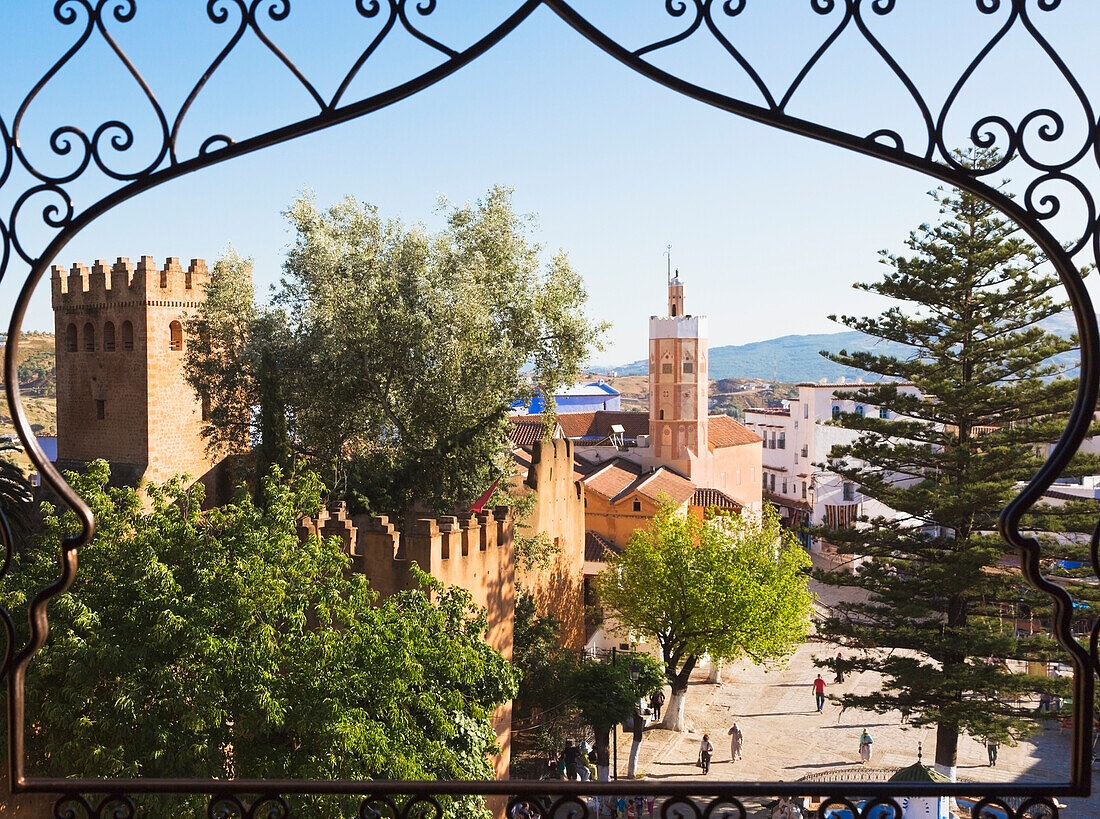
{"left": 49, "top": 257, "right": 591, "bottom": 792}
{"left": 514, "top": 437, "right": 586, "bottom": 650}
{"left": 298, "top": 503, "right": 517, "bottom": 780}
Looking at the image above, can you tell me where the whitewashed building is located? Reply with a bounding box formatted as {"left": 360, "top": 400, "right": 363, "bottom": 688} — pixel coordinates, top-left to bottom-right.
{"left": 744, "top": 380, "right": 921, "bottom": 552}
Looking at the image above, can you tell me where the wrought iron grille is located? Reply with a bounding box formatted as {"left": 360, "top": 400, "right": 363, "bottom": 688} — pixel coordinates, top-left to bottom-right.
{"left": 1, "top": 1, "right": 1098, "bottom": 816}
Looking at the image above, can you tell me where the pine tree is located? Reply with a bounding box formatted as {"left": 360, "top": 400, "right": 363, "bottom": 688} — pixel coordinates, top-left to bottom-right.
{"left": 814, "top": 150, "right": 1082, "bottom": 778}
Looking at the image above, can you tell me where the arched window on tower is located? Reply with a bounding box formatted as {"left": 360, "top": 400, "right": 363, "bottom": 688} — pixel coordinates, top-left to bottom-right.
{"left": 83, "top": 322, "right": 95, "bottom": 352}
{"left": 121, "top": 320, "right": 134, "bottom": 351}
{"left": 65, "top": 323, "right": 77, "bottom": 352}
{"left": 671, "top": 305, "right": 677, "bottom": 317}
{"left": 103, "top": 321, "right": 116, "bottom": 351}
{"left": 169, "top": 320, "right": 183, "bottom": 351}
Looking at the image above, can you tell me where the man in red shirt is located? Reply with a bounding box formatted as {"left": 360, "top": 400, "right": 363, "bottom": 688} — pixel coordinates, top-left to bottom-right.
{"left": 812, "top": 674, "right": 827, "bottom": 712}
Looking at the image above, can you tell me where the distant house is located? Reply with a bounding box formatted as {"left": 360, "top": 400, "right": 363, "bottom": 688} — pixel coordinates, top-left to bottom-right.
{"left": 510, "top": 379, "right": 621, "bottom": 415}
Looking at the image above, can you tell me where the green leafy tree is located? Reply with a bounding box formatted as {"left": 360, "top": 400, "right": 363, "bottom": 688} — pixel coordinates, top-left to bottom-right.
{"left": 3, "top": 461, "right": 516, "bottom": 817}
{"left": 570, "top": 652, "right": 663, "bottom": 781}
{"left": 595, "top": 504, "right": 814, "bottom": 732}
{"left": 814, "top": 151, "right": 1085, "bottom": 778}
{"left": 186, "top": 187, "right": 606, "bottom": 517}
{"left": 0, "top": 441, "right": 35, "bottom": 545}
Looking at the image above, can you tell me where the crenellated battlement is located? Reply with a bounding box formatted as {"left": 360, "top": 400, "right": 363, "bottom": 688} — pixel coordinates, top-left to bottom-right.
{"left": 51, "top": 255, "right": 210, "bottom": 307}
{"left": 298, "top": 503, "right": 514, "bottom": 601}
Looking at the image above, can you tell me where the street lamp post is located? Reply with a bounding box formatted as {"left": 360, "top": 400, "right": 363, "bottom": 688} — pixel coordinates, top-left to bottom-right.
{"left": 611, "top": 647, "right": 617, "bottom": 781}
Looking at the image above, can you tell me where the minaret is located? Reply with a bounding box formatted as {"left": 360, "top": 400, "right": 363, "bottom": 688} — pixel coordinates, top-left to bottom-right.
{"left": 647, "top": 270, "right": 708, "bottom": 477}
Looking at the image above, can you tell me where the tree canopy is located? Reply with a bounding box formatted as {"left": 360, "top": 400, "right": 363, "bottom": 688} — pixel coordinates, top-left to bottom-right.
{"left": 813, "top": 150, "right": 1085, "bottom": 777}
{"left": 4, "top": 461, "right": 516, "bottom": 817}
{"left": 186, "top": 187, "right": 606, "bottom": 516}
{"left": 595, "top": 503, "right": 813, "bottom": 731}
{"left": 510, "top": 589, "right": 663, "bottom": 780}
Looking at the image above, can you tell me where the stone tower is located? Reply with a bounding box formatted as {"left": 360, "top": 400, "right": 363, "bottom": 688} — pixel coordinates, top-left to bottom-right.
{"left": 647, "top": 270, "right": 709, "bottom": 476}
{"left": 51, "top": 255, "right": 216, "bottom": 487}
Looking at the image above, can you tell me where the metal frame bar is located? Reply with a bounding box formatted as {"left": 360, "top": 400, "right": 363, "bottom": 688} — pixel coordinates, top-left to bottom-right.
{"left": 0, "top": 1, "right": 1096, "bottom": 814}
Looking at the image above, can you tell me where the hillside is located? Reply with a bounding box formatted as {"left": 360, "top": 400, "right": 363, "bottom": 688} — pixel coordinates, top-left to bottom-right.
{"left": 0, "top": 333, "right": 57, "bottom": 437}
{"left": 613, "top": 313, "right": 1082, "bottom": 383}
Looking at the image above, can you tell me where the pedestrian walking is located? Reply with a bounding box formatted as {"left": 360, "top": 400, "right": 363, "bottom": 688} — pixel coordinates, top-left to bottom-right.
{"left": 859, "top": 729, "right": 873, "bottom": 764}
{"left": 812, "top": 674, "right": 827, "bottom": 712}
{"left": 834, "top": 652, "right": 845, "bottom": 684}
{"left": 986, "top": 740, "right": 999, "bottom": 767}
{"left": 578, "top": 741, "right": 596, "bottom": 781}
{"left": 561, "top": 740, "right": 579, "bottom": 779}
{"left": 727, "top": 722, "right": 744, "bottom": 762}
{"left": 650, "top": 690, "right": 665, "bottom": 721}
{"left": 698, "top": 733, "right": 714, "bottom": 774}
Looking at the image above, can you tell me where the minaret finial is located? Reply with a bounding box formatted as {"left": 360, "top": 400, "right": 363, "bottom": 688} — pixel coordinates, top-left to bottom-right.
{"left": 665, "top": 244, "right": 672, "bottom": 285}
{"left": 917, "top": 741, "right": 923, "bottom": 763}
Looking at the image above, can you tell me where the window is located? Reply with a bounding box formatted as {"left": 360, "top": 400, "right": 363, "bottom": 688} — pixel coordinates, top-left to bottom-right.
{"left": 778, "top": 432, "right": 785, "bottom": 449}
{"left": 169, "top": 320, "right": 183, "bottom": 351}
{"left": 832, "top": 405, "right": 841, "bottom": 419}
{"left": 769, "top": 474, "right": 776, "bottom": 492}
{"left": 843, "top": 482, "right": 856, "bottom": 502}
{"left": 782, "top": 479, "right": 787, "bottom": 494}
{"left": 735, "top": 469, "right": 741, "bottom": 485}
{"left": 661, "top": 362, "right": 672, "bottom": 374}
{"left": 855, "top": 405, "right": 865, "bottom": 418}
{"left": 762, "top": 472, "right": 767, "bottom": 489}
{"left": 95, "top": 399, "right": 105, "bottom": 420}
{"left": 683, "top": 362, "right": 693, "bottom": 374}
{"left": 201, "top": 393, "right": 211, "bottom": 422}
{"left": 802, "top": 445, "right": 808, "bottom": 458}
{"left": 879, "top": 407, "right": 889, "bottom": 419}
{"left": 769, "top": 431, "right": 776, "bottom": 449}
{"left": 802, "top": 481, "right": 808, "bottom": 499}
{"left": 804, "top": 402, "right": 809, "bottom": 419}
{"left": 81, "top": 322, "right": 95, "bottom": 351}
{"left": 103, "top": 321, "right": 116, "bottom": 351}
{"left": 632, "top": 499, "right": 641, "bottom": 512}
{"left": 671, "top": 305, "right": 677, "bottom": 317}
{"left": 65, "top": 323, "right": 77, "bottom": 352}
{"left": 121, "top": 320, "right": 134, "bottom": 350}
{"left": 659, "top": 409, "right": 664, "bottom": 420}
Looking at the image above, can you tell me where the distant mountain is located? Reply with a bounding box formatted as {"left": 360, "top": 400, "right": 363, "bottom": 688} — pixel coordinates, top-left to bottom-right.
{"left": 612, "top": 313, "right": 1082, "bottom": 383}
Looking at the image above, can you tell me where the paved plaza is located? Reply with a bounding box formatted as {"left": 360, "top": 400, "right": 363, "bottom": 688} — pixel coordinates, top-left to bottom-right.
{"left": 608, "top": 564, "right": 1099, "bottom": 817}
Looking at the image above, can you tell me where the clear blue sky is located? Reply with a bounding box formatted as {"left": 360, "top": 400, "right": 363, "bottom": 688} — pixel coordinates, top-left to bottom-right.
{"left": 2, "top": 2, "right": 1098, "bottom": 367}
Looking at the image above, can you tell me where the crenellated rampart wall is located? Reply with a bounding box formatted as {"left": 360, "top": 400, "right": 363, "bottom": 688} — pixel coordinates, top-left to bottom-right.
{"left": 298, "top": 501, "right": 515, "bottom": 779}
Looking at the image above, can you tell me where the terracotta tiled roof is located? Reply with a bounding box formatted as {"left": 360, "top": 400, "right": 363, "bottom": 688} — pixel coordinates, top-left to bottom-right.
{"left": 582, "top": 459, "right": 643, "bottom": 500}
{"left": 509, "top": 417, "right": 547, "bottom": 447}
{"left": 764, "top": 490, "right": 812, "bottom": 512}
{"left": 553, "top": 410, "right": 650, "bottom": 442}
{"left": 635, "top": 468, "right": 696, "bottom": 505}
{"left": 585, "top": 530, "right": 622, "bottom": 562}
{"left": 690, "top": 488, "right": 743, "bottom": 512}
{"left": 708, "top": 415, "right": 763, "bottom": 449}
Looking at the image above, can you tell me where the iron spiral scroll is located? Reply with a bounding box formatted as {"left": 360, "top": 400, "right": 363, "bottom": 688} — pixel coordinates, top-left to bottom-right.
{"left": 0, "top": 0, "right": 1094, "bottom": 814}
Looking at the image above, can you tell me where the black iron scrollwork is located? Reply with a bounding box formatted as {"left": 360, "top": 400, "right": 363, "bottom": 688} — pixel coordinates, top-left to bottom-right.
{"left": 1, "top": 0, "right": 1097, "bottom": 812}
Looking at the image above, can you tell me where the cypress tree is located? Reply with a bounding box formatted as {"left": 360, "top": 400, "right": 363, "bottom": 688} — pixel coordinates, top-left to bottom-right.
{"left": 814, "top": 150, "right": 1084, "bottom": 778}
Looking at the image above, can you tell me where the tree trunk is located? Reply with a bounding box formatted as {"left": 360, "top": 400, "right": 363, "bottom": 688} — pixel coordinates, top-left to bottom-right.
{"left": 661, "top": 656, "right": 696, "bottom": 732}
{"left": 626, "top": 711, "right": 644, "bottom": 777}
{"left": 934, "top": 722, "right": 959, "bottom": 781}
{"left": 663, "top": 685, "right": 689, "bottom": 732}
{"left": 594, "top": 726, "right": 611, "bottom": 781}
